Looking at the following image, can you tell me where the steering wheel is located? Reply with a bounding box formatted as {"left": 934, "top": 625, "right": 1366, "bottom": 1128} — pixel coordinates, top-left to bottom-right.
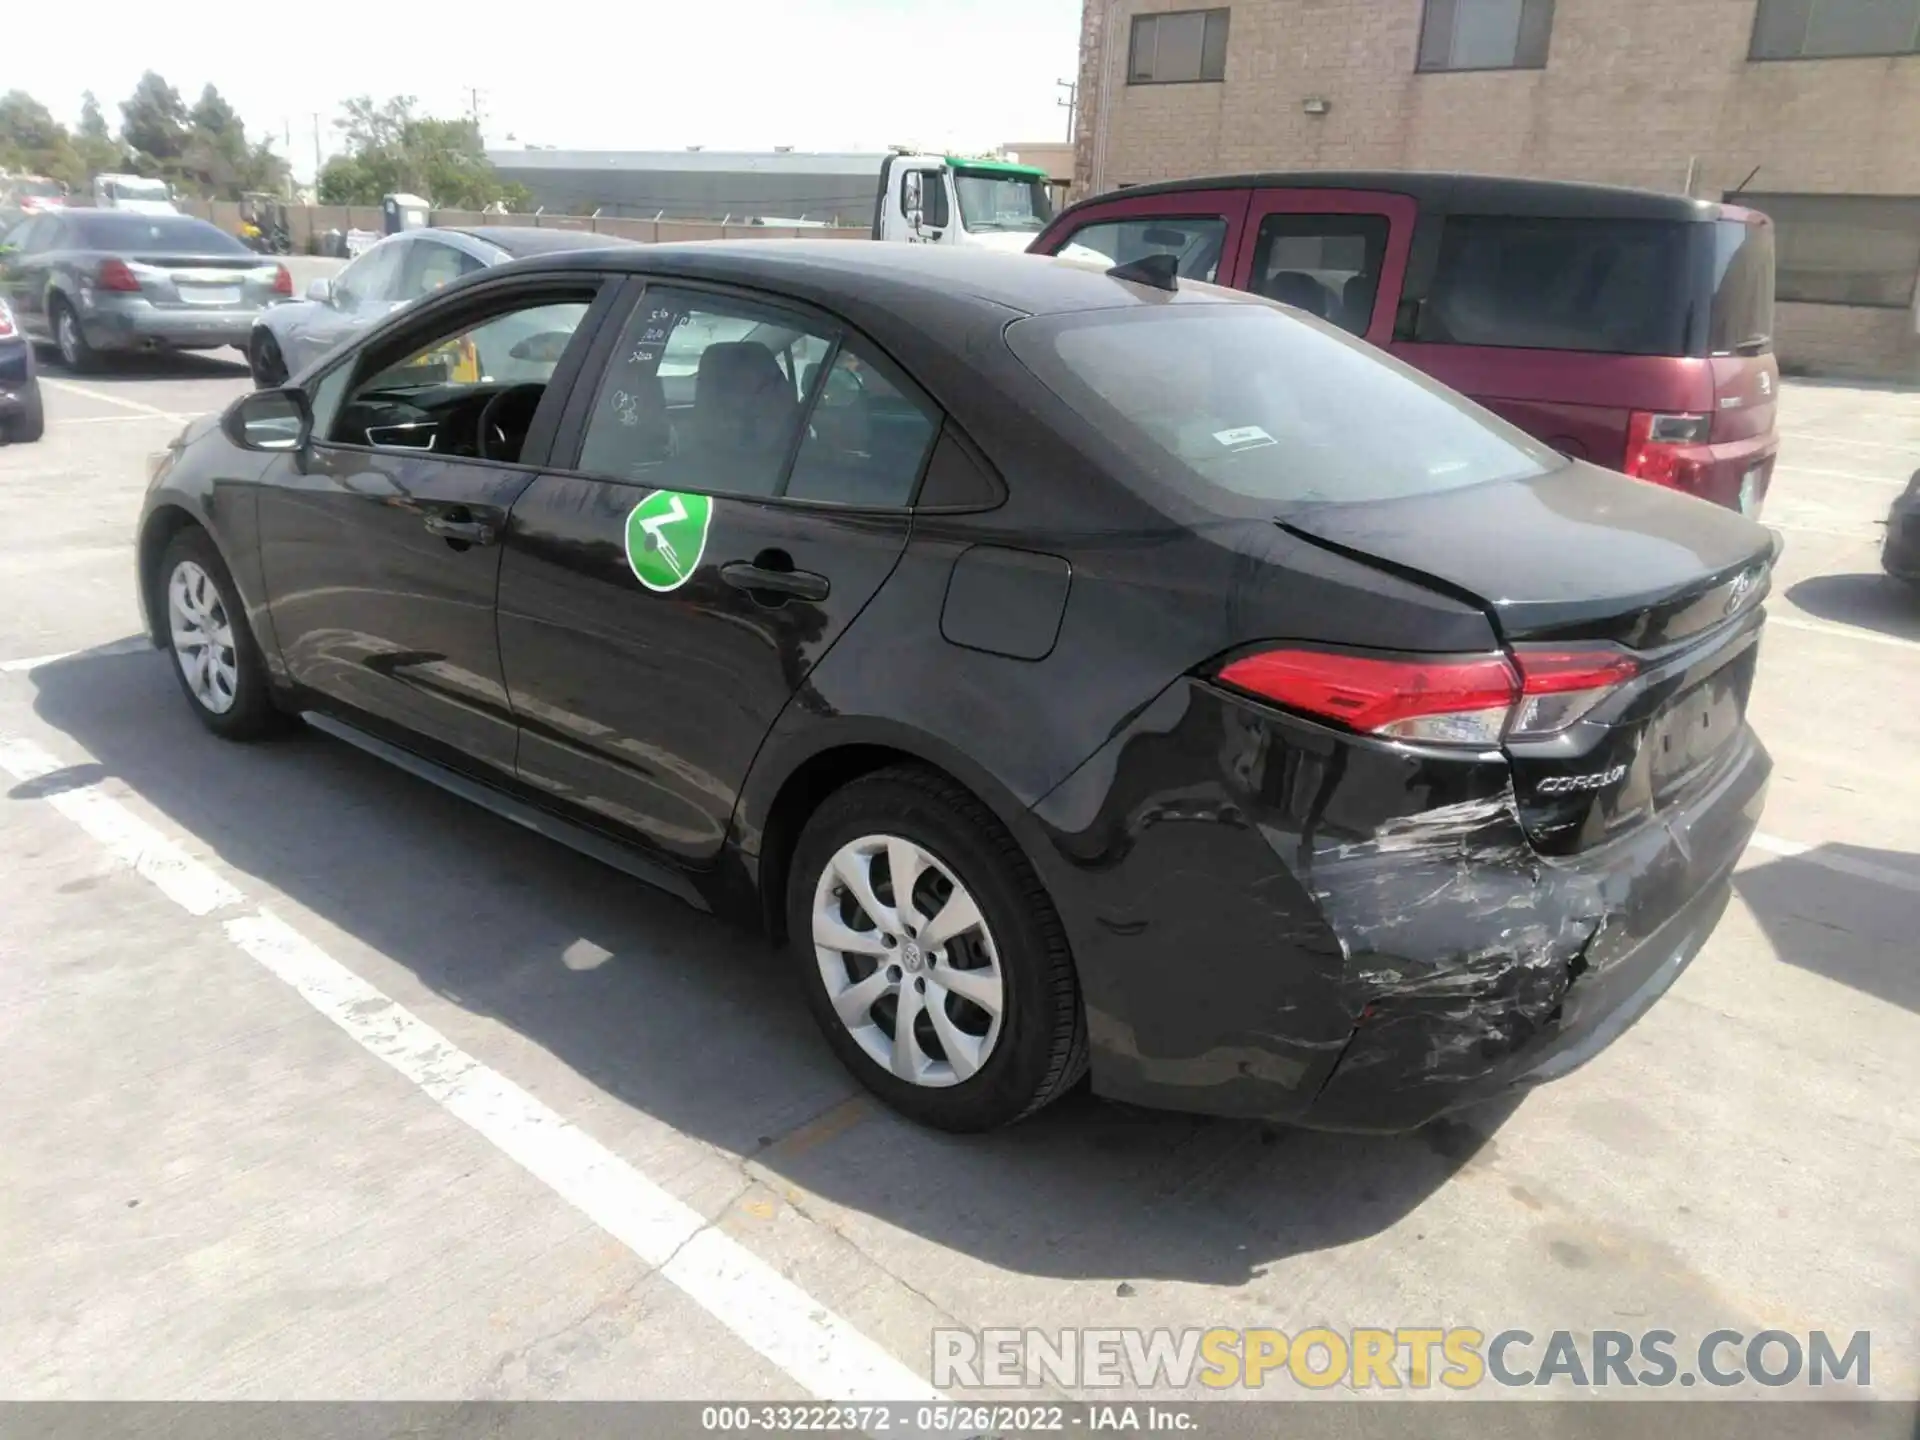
{"left": 477, "top": 383, "right": 548, "bottom": 463}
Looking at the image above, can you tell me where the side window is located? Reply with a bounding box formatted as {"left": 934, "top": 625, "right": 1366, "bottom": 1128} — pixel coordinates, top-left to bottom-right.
{"left": 1418, "top": 215, "right": 1691, "bottom": 356}
{"left": 401, "top": 240, "right": 485, "bottom": 301}
{"left": 335, "top": 240, "right": 402, "bottom": 308}
{"left": 1054, "top": 216, "right": 1227, "bottom": 283}
{"left": 1247, "top": 213, "right": 1390, "bottom": 335}
{"left": 327, "top": 294, "right": 593, "bottom": 457}
{"left": 786, "top": 347, "right": 940, "bottom": 506}
{"left": 576, "top": 287, "right": 827, "bottom": 499}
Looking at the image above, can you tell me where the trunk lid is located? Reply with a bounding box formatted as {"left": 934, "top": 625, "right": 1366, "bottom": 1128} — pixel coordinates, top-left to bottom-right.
{"left": 127, "top": 253, "right": 282, "bottom": 310}
{"left": 1281, "top": 461, "right": 1776, "bottom": 855}
{"left": 1279, "top": 460, "right": 1775, "bottom": 645}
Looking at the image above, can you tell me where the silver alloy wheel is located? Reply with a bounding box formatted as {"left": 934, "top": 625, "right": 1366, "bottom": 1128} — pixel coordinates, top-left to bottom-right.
{"left": 167, "top": 560, "right": 240, "bottom": 714}
{"left": 57, "top": 308, "right": 80, "bottom": 367}
{"left": 812, "top": 833, "right": 1005, "bottom": 1087}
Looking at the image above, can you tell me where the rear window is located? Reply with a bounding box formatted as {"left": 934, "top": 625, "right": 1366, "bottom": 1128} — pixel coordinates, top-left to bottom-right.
{"left": 1419, "top": 215, "right": 1692, "bottom": 356}
{"left": 1709, "top": 218, "right": 1775, "bottom": 355}
{"left": 68, "top": 213, "right": 248, "bottom": 254}
{"left": 1007, "top": 303, "right": 1559, "bottom": 513}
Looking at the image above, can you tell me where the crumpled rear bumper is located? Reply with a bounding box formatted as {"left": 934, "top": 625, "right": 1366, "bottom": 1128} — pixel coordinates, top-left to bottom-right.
{"left": 1030, "top": 678, "right": 1769, "bottom": 1131}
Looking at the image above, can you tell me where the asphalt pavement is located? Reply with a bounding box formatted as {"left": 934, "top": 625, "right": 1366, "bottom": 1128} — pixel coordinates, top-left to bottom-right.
{"left": 0, "top": 353, "right": 1915, "bottom": 1413}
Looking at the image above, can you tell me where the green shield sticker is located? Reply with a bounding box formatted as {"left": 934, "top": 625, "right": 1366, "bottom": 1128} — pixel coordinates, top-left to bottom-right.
{"left": 624, "top": 490, "right": 713, "bottom": 593}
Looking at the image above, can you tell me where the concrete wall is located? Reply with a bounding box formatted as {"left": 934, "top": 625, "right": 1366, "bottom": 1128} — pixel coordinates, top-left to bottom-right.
{"left": 1075, "top": 0, "right": 1920, "bottom": 380}
{"left": 178, "top": 199, "right": 868, "bottom": 252}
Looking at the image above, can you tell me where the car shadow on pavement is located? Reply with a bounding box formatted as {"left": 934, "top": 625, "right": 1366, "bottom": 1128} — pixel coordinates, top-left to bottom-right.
{"left": 22, "top": 644, "right": 1516, "bottom": 1289}
{"left": 34, "top": 349, "right": 251, "bottom": 384}
{"left": 1735, "top": 846, "right": 1920, "bottom": 1016}
{"left": 1784, "top": 574, "right": 1920, "bottom": 643}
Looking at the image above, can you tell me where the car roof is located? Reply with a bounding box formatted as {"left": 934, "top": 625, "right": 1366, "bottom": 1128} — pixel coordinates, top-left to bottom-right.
{"left": 441, "top": 225, "right": 640, "bottom": 257}
{"left": 1054, "top": 171, "right": 1727, "bottom": 225}
{"left": 505, "top": 238, "right": 1244, "bottom": 318}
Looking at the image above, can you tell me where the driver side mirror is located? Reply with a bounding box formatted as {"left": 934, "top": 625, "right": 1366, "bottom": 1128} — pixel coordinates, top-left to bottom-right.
{"left": 306, "top": 277, "right": 335, "bottom": 305}
{"left": 902, "top": 172, "right": 924, "bottom": 230}
{"left": 226, "top": 387, "right": 312, "bottom": 452}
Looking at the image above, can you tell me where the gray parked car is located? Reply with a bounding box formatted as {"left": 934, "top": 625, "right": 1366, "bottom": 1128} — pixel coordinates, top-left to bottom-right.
{"left": 0, "top": 210, "right": 290, "bottom": 371}
{"left": 247, "top": 226, "right": 634, "bottom": 388}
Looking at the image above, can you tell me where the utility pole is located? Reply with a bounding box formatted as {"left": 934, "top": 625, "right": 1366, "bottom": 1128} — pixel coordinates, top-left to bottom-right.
{"left": 312, "top": 113, "right": 323, "bottom": 189}
{"left": 468, "top": 87, "right": 488, "bottom": 141}
{"left": 1057, "top": 79, "right": 1078, "bottom": 142}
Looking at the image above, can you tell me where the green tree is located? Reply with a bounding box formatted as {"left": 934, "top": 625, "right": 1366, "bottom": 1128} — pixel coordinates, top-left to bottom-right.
{"left": 75, "top": 90, "right": 121, "bottom": 176}
{"left": 319, "top": 95, "right": 525, "bottom": 209}
{"left": 119, "top": 71, "right": 190, "bottom": 167}
{"left": 0, "top": 90, "right": 85, "bottom": 189}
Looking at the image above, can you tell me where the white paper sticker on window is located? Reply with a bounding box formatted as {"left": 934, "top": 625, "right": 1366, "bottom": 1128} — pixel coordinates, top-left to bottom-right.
{"left": 1213, "top": 425, "right": 1276, "bottom": 449}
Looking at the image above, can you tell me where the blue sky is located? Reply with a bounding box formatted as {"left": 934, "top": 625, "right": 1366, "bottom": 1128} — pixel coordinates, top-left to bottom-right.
{"left": 11, "top": 0, "right": 1083, "bottom": 180}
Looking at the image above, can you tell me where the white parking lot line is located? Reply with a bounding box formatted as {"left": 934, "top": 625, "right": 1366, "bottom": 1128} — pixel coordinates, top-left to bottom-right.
{"left": 1749, "top": 832, "right": 1920, "bottom": 897}
{"left": 37, "top": 377, "right": 183, "bottom": 419}
{"left": 1774, "top": 464, "right": 1906, "bottom": 488}
{"left": 1767, "top": 614, "right": 1920, "bottom": 653}
{"left": 1778, "top": 431, "right": 1920, "bottom": 457}
{"left": 0, "top": 732, "right": 940, "bottom": 1406}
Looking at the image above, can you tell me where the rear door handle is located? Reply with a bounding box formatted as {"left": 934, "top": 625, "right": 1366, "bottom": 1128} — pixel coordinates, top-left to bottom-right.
{"left": 720, "top": 561, "right": 830, "bottom": 602}
{"left": 424, "top": 511, "right": 498, "bottom": 546}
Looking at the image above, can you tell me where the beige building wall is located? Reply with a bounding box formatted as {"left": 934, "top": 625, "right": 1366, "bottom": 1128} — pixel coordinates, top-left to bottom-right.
{"left": 1073, "top": 0, "right": 1920, "bottom": 379}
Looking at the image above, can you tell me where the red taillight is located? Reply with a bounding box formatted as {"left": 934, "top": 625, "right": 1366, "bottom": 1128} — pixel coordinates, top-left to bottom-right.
{"left": 0, "top": 300, "right": 15, "bottom": 339}
{"left": 1624, "top": 411, "right": 1712, "bottom": 491}
{"left": 1217, "top": 644, "right": 1640, "bottom": 748}
{"left": 96, "top": 258, "right": 142, "bottom": 292}
{"left": 1218, "top": 649, "right": 1519, "bottom": 747}
{"left": 271, "top": 264, "right": 293, "bottom": 297}
{"left": 1507, "top": 646, "right": 1640, "bottom": 739}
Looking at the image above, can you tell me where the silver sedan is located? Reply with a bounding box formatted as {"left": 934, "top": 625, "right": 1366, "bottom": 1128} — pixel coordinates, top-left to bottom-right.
{"left": 246, "top": 225, "right": 637, "bottom": 388}
{"left": 0, "top": 210, "right": 289, "bottom": 372}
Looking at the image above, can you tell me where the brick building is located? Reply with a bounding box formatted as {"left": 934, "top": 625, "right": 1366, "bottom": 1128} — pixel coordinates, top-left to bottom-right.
{"left": 1071, "top": 0, "right": 1920, "bottom": 379}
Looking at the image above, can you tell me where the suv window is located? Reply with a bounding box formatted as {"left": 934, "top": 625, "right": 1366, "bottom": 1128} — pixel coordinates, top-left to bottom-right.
{"left": 1419, "top": 215, "right": 1692, "bottom": 356}
{"left": 1247, "top": 213, "right": 1390, "bottom": 336}
{"left": 1007, "top": 303, "right": 1557, "bottom": 513}
{"left": 1709, "top": 219, "right": 1775, "bottom": 355}
{"left": 1055, "top": 216, "right": 1227, "bottom": 283}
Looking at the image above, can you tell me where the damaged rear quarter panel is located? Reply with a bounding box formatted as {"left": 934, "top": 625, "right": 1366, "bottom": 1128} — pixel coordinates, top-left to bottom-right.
{"left": 1032, "top": 677, "right": 1613, "bottom": 1125}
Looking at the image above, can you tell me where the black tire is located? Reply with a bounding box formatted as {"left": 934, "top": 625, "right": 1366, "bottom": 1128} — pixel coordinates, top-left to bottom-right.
{"left": 249, "top": 328, "right": 287, "bottom": 389}
{"left": 785, "top": 766, "right": 1088, "bottom": 1131}
{"left": 157, "top": 527, "right": 287, "bottom": 741}
{"left": 3, "top": 389, "right": 42, "bottom": 443}
{"left": 50, "top": 296, "right": 98, "bottom": 374}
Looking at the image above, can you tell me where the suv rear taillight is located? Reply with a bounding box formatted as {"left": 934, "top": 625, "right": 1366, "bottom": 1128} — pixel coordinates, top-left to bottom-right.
{"left": 96, "top": 258, "right": 142, "bottom": 292}
{"left": 271, "top": 264, "right": 293, "bottom": 297}
{"left": 0, "top": 299, "right": 15, "bottom": 339}
{"left": 1624, "top": 411, "right": 1712, "bottom": 491}
{"left": 1217, "top": 645, "right": 1640, "bottom": 748}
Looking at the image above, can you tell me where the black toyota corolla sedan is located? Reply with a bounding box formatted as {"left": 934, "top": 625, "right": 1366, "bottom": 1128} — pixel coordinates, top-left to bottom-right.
{"left": 136, "top": 242, "right": 1776, "bottom": 1133}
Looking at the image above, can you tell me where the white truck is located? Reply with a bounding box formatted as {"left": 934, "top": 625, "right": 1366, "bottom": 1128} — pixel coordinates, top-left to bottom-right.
{"left": 92, "top": 174, "right": 179, "bottom": 215}
{"left": 870, "top": 153, "right": 1056, "bottom": 251}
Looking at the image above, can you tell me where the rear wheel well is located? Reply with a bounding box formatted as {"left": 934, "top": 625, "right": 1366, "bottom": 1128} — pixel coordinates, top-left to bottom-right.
{"left": 138, "top": 506, "right": 201, "bottom": 645}
{"left": 759, "top": 744, "right": 963, "bottom": 942}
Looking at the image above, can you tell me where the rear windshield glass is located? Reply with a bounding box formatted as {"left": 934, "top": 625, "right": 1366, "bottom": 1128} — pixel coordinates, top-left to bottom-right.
{"left": 1709, "top": 218, "right": 1774, "bottom": 355}
{"left": 68, "top": 213, "right": 248, "bottom": 254}
{"left": 1007, "top": 303, "right": 1559, "bottom": 513}
{"left": 1419, "top": 215, "right": 1692, "bottom": 356}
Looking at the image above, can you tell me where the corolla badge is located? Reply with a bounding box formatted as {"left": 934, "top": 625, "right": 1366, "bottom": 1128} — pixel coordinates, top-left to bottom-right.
{"left": 1537, "top": 764, "right": 1629, "bottom": 796}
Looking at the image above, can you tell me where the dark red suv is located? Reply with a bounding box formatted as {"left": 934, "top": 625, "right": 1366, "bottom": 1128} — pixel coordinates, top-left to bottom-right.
{"left": 1031, "top": 173, "right": 1779, "bottom": 515}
